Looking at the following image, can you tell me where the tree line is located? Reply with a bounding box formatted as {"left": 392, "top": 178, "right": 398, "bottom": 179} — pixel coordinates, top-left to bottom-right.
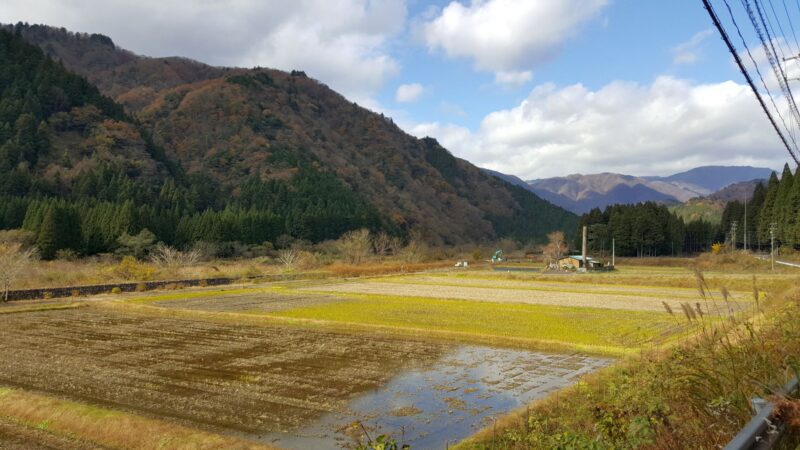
{"left": 575, "top": 163, "right": 800, "bottom": 257}
{"left": 719, "top": 163, "right": 800, "bottom": 251}
{"left": 575, "top": 202, "right": 716, "bottom": 257}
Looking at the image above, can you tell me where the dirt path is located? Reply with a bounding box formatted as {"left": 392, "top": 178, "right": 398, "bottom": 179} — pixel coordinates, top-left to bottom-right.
{"left": 386, "top": 275, "right": 731, "bottom": 299}
{"left": 304, "top": 281, "right": 748, "bottom": 313}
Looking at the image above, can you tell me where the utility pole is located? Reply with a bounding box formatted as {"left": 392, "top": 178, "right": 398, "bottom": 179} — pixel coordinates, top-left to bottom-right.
{"left": 730, "top": 220, "right": 738, "bottom": 251}
{"left": 612, "top": 238, "right": 615, "bottom": 267}
{"left": 581, "top": 226, "right": 588, "bottom": 272}
{"left": 769, "top": 222, "right": 777, "bottom": 271}
{"left": 744, "top": 197, "right": 747, "bottom": 251}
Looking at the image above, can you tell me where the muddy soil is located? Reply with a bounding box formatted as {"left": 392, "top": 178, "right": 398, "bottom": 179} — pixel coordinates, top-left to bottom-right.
{"left": 153, "top": 292, "right": 342, "bottom": 313}
{"left": 0, "top": 307, "right": 449, "bottom": 435}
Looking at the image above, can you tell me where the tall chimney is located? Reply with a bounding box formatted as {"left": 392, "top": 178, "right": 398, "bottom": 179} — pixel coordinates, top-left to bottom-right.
{"left": 582, "top": 226, "right": 588, "bottom": 271}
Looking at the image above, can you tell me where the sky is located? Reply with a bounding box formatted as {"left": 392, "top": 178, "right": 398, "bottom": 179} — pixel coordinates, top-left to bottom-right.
{"left": 1, "top": 0, "right": 798, "bottom": 179}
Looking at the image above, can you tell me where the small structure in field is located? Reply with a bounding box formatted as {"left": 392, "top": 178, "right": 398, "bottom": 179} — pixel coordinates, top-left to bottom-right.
{"left": 558, "top": 255, "right": 603, "bottom": 271}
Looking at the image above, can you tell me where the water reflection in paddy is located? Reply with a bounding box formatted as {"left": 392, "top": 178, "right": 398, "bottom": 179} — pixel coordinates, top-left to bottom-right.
{"left": 263, "top": 345, "right": 612, "bottom": 449}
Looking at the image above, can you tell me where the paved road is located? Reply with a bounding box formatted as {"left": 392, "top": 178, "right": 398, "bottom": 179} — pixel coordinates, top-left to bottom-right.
{"left": 753, "top": 253, "right": 800, "bottom": 268}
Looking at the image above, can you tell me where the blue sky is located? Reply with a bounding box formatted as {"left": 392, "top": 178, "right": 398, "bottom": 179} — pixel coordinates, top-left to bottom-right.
{"left": 383, "top": 0, "right": 737, "bottom": 128}
{"left": 2, "top": 0, "right": 795, "bottom": 178}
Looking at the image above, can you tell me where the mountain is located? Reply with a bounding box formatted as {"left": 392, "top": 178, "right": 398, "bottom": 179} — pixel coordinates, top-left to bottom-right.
{"left": 0, "top": 23, "right": 576, "bottom": 251}
{"left": 668, "top": 179, "right": 765, "bottom": 225}
{"left": 524, "top": 166, "right": 773, "bottom": 214}
{"left": 706, "top": 179, "right": 764, "bottom": 202}
{"left": 643, "top": 166, "right": 773, "bottom": 193}
{"left": 524, "top": 173, "right": 680, "bottom": 214}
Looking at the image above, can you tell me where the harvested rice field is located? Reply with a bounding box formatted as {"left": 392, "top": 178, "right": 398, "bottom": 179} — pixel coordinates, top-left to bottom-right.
{"left": 0, "top": 265, "right": 761, "bottom": 448}
{"left": 299, "top": 279, "right": 749, "bottom": 312}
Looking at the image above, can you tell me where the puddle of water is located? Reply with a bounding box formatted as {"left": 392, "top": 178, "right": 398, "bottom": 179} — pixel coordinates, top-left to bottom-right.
{"left": 259, "top": 346, "right": 612, "bottom": 449}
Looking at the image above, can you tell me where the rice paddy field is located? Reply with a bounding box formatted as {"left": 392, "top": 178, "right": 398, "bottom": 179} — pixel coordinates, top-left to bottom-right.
{"left": 0, "top": 263, "right": 787, "bottom": 449}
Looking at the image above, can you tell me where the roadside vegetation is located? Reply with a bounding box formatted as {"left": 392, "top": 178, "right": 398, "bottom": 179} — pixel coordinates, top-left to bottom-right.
{"left": 0, "top": 387, "right": 275, "bottom": 449}
{"left": 456, "top": 271, "right": 800, "bottom": 449}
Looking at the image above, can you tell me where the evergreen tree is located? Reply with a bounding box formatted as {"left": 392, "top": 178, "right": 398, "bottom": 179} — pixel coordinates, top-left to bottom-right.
{"left": 773, "top": 164, "right": 795, "bottom": 244}
{"left": 787, "top": 166, "right": 800, "bottom": 246}
{"left": 748, "top": 182, "right": 766, "bottom": 249}
{"left": 758, "top": 172, "right": 780, "bottom": 243}
{"left": 36, "top": 205, "right": 58, "bottom": 260}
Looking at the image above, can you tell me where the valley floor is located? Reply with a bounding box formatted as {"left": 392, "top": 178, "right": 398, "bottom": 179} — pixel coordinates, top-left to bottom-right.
{"left": 0, "top": 262, "right": 796, "bottom": 448}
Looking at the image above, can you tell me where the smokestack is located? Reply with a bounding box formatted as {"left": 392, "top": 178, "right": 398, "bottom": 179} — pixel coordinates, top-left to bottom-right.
{"left": 582, "top": 226, "right": 588, "bottom": 271}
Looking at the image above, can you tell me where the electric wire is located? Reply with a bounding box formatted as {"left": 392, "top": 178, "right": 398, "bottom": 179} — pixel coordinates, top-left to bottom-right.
{"left": 727, "top": 0, "right": 799, "bottom": 150}
{"left": 703, "top": 0, "right": 800, "bottom": 164}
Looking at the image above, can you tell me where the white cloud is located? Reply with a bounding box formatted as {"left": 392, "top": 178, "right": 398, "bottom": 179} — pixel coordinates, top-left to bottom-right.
{"left": 0, "top": 0, "right": 406, "bottom": 100}
{"left": 439, "top": 101, "right": 467, "bottom": 117}
{"left": 407, "top": 77, "right": 787, "bottom": 179}
{"left": 672, "top": 29, "right": 714, "bottom": 65}
{"left": 421, "top": 0, "right": 606, "bottom": 84}
{"left": 395, "top": 83, "right": 424, "bottom": 103}
{"left": 494, "top": 70, "right": 533, "bottom": 88}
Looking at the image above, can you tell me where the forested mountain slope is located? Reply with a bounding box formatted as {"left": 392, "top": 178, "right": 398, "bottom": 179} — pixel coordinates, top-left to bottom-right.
{"left": 2, "top": 23, "right": 576, "bottom": 252}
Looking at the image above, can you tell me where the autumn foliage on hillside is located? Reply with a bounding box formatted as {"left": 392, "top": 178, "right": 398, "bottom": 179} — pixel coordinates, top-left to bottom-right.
{"left": 1, "top": 23, "right": 577, "bottom": 259}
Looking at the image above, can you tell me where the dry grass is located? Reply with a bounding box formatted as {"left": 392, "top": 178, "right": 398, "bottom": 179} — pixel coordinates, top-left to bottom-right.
{"left": 10, "top": 258, "right": 285, "bottom": 290}
{"left": 456, "top": 278, "right": 800, "bottom": 449}
{"left": 0, "top": 302, "right": 85, "bottom": 315}
{"left": 326, "top": 261, "right": 451, "bottom": 277}
{"left": 0, "top": 387, "right": 275, "bottom": 449}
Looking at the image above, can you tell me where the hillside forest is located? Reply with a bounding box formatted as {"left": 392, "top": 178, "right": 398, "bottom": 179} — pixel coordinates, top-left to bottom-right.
{"left": 0, "top": 25, "right": 577, "bottom": 259}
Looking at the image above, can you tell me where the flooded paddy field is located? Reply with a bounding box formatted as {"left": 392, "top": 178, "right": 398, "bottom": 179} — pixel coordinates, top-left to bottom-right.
{"left": 265, "top": 346, "right": 610, "bottom": 449}
{"left": 0, "top": 303, "right": 612, "bottom": 449}
{"left": 0, "top": 307, "right": 448, "bottom": 434}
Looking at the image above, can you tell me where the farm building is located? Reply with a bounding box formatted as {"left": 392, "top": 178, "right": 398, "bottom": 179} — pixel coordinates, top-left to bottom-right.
{"left": 558, "top": 255, "right": 603, "bottom": 270}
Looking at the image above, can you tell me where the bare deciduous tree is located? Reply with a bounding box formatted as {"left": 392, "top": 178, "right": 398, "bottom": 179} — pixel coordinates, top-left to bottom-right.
{"left": 150, "top": 243, "right": 200, "bottom": 269}
{"left": 337, "top": 229, "right": 373, "bottom": 265}
{"left": 542, "top": 231, "right": 566, "bottom": 268}
{"left": 372, "top": 232, "right": 394, "bottom": 257}
{"left": 0, "top": 243, "right": 38, "bottom": 302}
{"left": 277, "top": 248, "right": 300, "bottom": 269}
{"left": 399, "top": 238, "right": 427, "bottom": 264}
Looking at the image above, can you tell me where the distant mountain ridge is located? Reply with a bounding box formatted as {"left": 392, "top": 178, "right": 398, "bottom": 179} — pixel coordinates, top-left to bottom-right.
{"left": 483, "top": 166, "right": 774, "bottom": 214}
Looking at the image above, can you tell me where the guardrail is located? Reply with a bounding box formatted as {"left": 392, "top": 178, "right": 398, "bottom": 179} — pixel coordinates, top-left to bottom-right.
{"left": 725, "top": 377, "right": 799, "bottom": 450}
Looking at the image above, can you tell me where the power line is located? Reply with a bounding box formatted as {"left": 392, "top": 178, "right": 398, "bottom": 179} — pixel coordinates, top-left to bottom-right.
{"left": 747, "top": 0, "right": 800, "bottom": 132}
{"left": 703, "top": 0, "right": 800, "bottom": 165}
{"left": 760, "top": 0, "right": 800, "bottom": 137}
{"left": 764, "top": 0, "right": 791, "bottom": 61}
{"left": 780, "top": 0, "right": 800, "bottom": 54}
{"left": 747, "top": 0, "right": 800, "bottom": 155}
{"left": 725, "top": 0, "right": 797, "bottom": 146}
{"left": 726, "top": 0, "right": 800, "bottom": 151}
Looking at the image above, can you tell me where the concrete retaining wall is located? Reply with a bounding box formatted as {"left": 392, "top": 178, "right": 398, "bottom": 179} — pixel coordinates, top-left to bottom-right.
{"left": 3, "top": 272, "right": 324, "bottom": 302}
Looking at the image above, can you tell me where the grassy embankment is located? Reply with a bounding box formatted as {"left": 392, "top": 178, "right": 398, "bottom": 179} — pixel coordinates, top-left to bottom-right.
{"left": 454, "top": 270, "right": 800, "bottom": 449}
